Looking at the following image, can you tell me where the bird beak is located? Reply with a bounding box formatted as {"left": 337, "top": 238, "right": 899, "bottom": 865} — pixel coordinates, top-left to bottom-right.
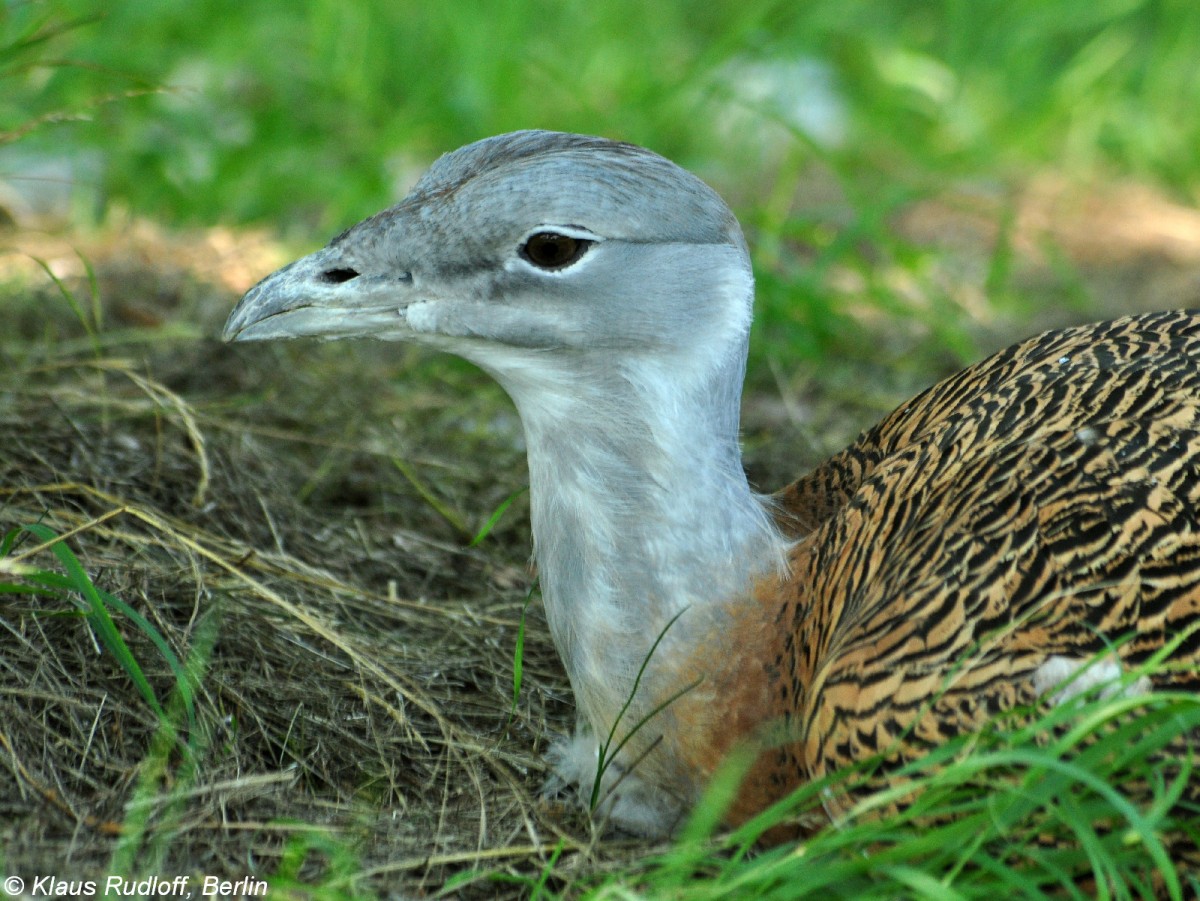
{"left": 223, "top": 246, "right": 412, "bottom": 343}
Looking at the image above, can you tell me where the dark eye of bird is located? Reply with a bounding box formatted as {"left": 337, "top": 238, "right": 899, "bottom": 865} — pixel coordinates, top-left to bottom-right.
{"left": 321, "top": 267, "right": 360, "bottom": 284}
{"left": 521, "top": 232, "right": 591, "bottom": 269}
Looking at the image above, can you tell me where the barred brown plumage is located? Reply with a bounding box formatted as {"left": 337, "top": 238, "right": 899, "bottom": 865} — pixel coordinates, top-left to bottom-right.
{"left": 222, "top": 131, "right": 1200, "bottom": 850}
{"left": 764, "top": 310, "right": 1200, "bottom": 826}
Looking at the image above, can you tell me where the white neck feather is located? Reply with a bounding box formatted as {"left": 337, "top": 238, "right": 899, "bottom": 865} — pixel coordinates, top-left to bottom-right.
{"left": 489, "top": 324, "right": 787, "bottom": 744}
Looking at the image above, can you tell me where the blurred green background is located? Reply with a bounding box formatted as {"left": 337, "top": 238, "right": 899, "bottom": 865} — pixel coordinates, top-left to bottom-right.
{"left": 3, "top": 0, "right": 1199, "bottom": 366}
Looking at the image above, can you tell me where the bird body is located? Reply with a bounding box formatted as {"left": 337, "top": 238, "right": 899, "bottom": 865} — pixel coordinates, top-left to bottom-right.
{"left": 768, "top": 311, "right": 1200, "bottom": 824}
{"left": 224, "top": 131, "right": 1200, "bottom": 840}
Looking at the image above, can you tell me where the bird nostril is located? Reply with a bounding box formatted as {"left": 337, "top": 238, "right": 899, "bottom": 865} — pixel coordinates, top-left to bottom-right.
{"left": 321, "top": 267, "right": 360, "bottom": 284}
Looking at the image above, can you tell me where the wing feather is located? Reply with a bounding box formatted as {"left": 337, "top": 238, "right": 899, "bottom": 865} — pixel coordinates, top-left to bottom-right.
{"left": 768, "top": 310, "right": 1200, "bottom": 807}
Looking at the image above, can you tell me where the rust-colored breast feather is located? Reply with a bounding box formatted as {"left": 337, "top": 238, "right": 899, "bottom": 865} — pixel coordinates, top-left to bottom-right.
{"left": 768, "top": 309, "right": 1200, "bottom": 815}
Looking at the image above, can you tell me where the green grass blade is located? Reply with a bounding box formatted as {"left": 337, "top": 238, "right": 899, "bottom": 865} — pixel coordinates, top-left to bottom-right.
{"left": 391, "top": 455, "right": 469, "bottom": 539}
{"left": 504, "top": 584, "right": 536, "bottom": 730}
{"left": 470, "top": 485, "right": 528, "bottom": 547}
{"left": 18, "top": 523, "right": 166, "bottom": 722}
{"left": 591, "top": 606, "right": 692, "bottom": 810}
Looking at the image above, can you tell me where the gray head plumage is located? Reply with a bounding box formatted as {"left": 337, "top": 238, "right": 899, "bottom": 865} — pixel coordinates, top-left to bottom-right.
{"left": 224, "top": 130, "right": 752, "bottom": 368}
{"left": 393, "top": 130, "right": 745, "bottom": 247}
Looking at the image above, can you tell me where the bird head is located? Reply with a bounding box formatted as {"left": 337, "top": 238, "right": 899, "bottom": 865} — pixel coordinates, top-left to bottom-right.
{"left": 223, "top": 131, "right": 754, "bottom": 389}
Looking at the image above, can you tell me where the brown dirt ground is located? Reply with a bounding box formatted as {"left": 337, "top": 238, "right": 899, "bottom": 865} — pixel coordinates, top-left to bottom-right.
{"left": 1, "top": 180, "right": 1199, "bottom": 898}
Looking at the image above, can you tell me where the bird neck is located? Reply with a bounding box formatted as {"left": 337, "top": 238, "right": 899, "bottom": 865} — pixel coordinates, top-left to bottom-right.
{"left": 497, "top": 348, "right": 787, "bottom": 748}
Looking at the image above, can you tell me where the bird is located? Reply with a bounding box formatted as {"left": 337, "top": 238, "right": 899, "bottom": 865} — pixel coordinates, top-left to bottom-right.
{"left": 224, "top": 130, "right": 1200, "bottom": 842}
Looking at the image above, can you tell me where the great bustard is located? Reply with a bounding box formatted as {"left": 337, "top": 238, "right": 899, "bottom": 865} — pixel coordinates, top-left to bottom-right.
{"left": 224, "top": 130, "right": 1200, "bottom": 839}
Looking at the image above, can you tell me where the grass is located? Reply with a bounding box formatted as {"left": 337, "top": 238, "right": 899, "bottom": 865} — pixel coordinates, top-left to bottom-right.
{"left": 10, "top": 0, "right": 1200, "bottom": 366}
{"left": 2, "top": 0, "right": 1200, "bottom": 898}
{"left": 587, "top": 609, "right": 701, "bottom": 816}
{"left": 568, "top": 627, "right": 1200, "bottom": 898}
{"left": 663, "top": 690, "right": 1200, "bottom": 900}
{"left": 0, "top": 522, "right": 195, "bottom": 730}
{"left": 23, "top": 0, "right": 1200, "bottom": 220}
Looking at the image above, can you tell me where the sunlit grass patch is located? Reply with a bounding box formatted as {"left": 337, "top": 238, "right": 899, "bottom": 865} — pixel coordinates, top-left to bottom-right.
{"left": 584, "top": 686, "right": 1200, "bottom": 900}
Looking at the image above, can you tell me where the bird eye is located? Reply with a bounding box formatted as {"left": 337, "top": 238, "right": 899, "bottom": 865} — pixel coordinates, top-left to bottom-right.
{"left": 521, "top": 232, "right": 592, "bottom": 270}
{"left": 320, "top": 267, "right": 360, "bottom": 284}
